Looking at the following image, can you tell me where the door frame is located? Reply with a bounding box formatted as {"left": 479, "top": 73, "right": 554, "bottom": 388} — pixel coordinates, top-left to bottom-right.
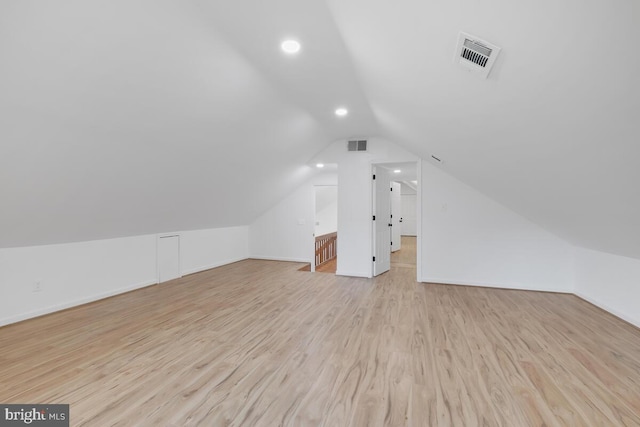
{"left": 371, "top": 165, "right": 392, "bottom": 276}
{"left": 313, "top": 184, "right": 338, "bottom": 273}
{"left": 157, "top": 234, "right": 181, "bottom": 283}
{"left": 370, "top": 160, "right": 421, "bottom": 281}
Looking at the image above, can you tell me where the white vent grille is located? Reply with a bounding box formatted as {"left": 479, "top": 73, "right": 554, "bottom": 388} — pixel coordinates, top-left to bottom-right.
{"left": 462, "top": 39, "right": 491, "bottom": 67}
{"left": 455, "top": 33, "right": 501, "bottom": 78}
{"left": 347, "top": 140, "right": 367, "bottom": 152}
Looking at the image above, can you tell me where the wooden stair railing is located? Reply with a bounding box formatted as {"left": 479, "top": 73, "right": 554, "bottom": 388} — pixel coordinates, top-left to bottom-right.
{"left": 315, "top": 232, "right": 337, "bottom": 267}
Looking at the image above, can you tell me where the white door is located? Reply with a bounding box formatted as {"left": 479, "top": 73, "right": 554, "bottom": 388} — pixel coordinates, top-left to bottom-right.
{"left": 373, "top": 166, "right": 391, "bottom": 276}
{"left": 158, "top": 235, "right": 181, "bottom": 283}
{"left": 391, "top": 181, "right": 402, "bottom": 252}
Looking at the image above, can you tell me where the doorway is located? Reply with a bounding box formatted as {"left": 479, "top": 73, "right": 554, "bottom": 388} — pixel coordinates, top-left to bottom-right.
{"left": 314, "top": 185, "right": 338, "bottom": 273}
{"left": 372, "top": 161, "right": 418, "bottom": 277}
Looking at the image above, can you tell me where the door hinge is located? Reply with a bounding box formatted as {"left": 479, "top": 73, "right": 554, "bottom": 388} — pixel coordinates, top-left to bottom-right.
{"left": 373, "top": 256, "right": 376, "bottom": 262}
{"left": 372, "top": 174, "right": 376, "bottom": 180}
{"left": 390, "top": 187, "right": 393, "bottom": 191}
{"left": 372, "top": 215, "right": 376, "bottom": 221}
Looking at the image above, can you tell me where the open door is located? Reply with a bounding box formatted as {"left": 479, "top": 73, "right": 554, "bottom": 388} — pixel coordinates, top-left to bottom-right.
{"left": 373, "top": 166, "right": 391, "bottom": 276}
{"left": 391, "top": 181, "right": 402, "bottom": 252}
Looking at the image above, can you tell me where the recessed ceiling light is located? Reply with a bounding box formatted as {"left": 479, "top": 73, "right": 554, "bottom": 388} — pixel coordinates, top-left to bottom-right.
{"left": 281, "top": 40, "right": 301, "bottom": 54}
{"left": 393, "top": 169, "right": 401, "bottom": 174}
{"left": 335, "top": 107, "right": 348, "bottom": 117}
{"left": 316, "top": 163, "right": 325, "bottom": 168}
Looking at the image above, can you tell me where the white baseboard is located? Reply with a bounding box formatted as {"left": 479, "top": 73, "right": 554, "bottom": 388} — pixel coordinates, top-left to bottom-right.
{"left": 420, "top": 277, "right": 572, "bottom": 294}
{"left": 249, "top": 256, "right": 310, "bottom": 263}
{"left": 181, "top": 256, "right": 248, "bottom": 276}
{"left": 574, "top": 291, "right": 640, "bottom": 329}
{"left": 336, "top": 270, "right": 372, "bottom": 278}
{"left": 0, "top": 279, "right": 158, "bottom": 327}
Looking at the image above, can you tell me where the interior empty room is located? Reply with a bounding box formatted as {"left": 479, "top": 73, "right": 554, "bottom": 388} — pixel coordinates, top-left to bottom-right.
{"left": 1, "top": 1, "right": 639, "bottom": 426}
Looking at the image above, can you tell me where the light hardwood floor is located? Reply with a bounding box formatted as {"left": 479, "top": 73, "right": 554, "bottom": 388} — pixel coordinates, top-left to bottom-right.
{"left": 392, "top": 236, "right": 417, "bottom": 268}
{"left": 1, "top": 238, "right": 640, "bottom": 426}
{"left": 299, "top": 258, "right": 337, "bottom": 274}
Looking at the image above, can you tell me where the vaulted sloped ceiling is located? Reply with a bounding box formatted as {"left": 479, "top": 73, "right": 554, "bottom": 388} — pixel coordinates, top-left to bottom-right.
{"left": 0, "top": 0, "right": 379, "bottom": 247}
{"left": 325, "top": 0, "right": 640, "bottom": 259}
{"left": 1, "top": 0, "right": 639, "bottom": 259}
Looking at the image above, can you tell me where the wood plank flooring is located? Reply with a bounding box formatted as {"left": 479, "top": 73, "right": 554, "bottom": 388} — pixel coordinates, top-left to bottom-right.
{"left": 299, "top": 258, "right": 337, "bottom": 273}
{"left": 392, "top": 236, "right": 417, "bottom": 269}
{"left": 1, "top": 240, "right": 640, "bottom": 426}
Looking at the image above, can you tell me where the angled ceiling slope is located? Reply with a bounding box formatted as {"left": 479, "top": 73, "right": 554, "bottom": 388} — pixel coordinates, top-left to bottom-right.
{"left": 2, "top": 0, "right": 639, "bottom": 262}
{"left": 0, "top": 0, "right": 378, "bottom": 248}
{"left": 327, "top": 0, "right": 640, "bottom": 259}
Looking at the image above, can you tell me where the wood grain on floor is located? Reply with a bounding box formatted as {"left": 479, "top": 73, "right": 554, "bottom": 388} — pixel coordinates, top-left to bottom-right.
{"left": 298, "top": 257, "right": 337, "bottom": 273}
{"left": 392, "top": 236, "right": 417, "bottom": 269}
{"left": 1, "top": 241, "right": 639, "bottom": 426}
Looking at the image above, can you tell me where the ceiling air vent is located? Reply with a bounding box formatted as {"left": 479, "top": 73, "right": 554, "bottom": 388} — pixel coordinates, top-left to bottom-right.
{"left": 455, "top": 32, "right": 501, "bottom": 78}
{"left": 347, "top": 140, "right": 368, "bottom": 152}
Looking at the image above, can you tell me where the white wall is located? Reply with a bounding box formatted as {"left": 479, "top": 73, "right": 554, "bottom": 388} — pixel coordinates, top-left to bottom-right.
{"left": 249, "top": 171, "right": 338, "bottom": 263}
{"left": 0, "top": 226, "right": 249, "bottom": 326}
{"left": 180, "top": 226, "right": 248, "bottom": 275}
{"left": 336, "top": 155, "right": 375, "bottom": 277}
{"left": 312, "top": 138, "right": 419, "bottom": 277}
{"left": 420, "top": 160, "right": 574, "bottom": 292}
{"left": 315, "top": 187, "right": 338, "bottom": 237}
{"left": 0, "top": 235, "right": 157, "bottom": 327}
{"left": 401, "top": 194, "right": 417, "bottom": 236}
{"left": 574, "top": 247, "right": 640, "bottom": 328}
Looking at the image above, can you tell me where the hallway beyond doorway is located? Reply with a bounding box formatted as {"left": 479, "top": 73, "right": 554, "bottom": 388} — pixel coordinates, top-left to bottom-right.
{"left": 301, "top": 236, "right": 415, "bottom": 275}
{"left": 391, "top": 236, "right": 416, "bottom": 269}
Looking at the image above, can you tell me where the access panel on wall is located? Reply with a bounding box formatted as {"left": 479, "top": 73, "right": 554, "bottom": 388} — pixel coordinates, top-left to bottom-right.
{"left": 158, "top": 235, "right": 181, "bottom": 283}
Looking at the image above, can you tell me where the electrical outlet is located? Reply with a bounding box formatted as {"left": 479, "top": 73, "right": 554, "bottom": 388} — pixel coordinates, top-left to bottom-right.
{"left": 33, "top": 281, "right": 42, "bottom": 293}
